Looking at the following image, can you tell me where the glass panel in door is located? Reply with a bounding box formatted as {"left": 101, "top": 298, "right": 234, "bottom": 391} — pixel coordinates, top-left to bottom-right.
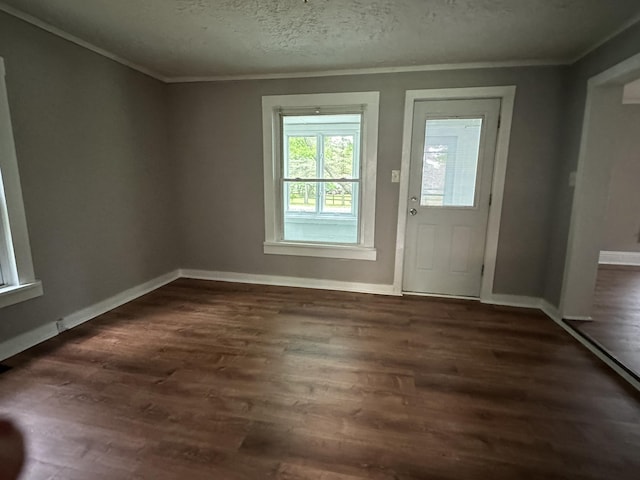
{"left": 420, "top": 118, "right": 483, "bottom": 207}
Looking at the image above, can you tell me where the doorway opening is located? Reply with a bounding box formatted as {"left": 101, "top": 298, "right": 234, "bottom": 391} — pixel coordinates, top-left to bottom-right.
{"left": 561, "top": 55, "right": 640, "bottom": 380}
{"left": 560, "top": 52, "right": 640, "bottom": 318}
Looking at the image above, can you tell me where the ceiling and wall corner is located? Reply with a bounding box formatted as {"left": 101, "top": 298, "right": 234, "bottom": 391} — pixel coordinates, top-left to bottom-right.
{"left": 1, "top": 0, "right": 640, "bottom": 82}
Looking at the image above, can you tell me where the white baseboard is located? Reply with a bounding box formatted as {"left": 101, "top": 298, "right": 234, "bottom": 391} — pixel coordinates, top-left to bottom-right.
{"left": 404, "top": 291, "right": 478, "bottom": 301}
{"left": 562, "top": 315, "right": 593, "bottom": 321}
{"left": 482, "top": 295, "right": 564, "bottom": 322}
{"left": 179, "top": 269, "right": 397, "bottom": 296}
{"left": 0, "top": 322, "right": 58, "bottom": 362}
{"left": 539, "top": 299, "right": 561, "bottom": 322}
{"left": 481, "top": 294, "right": 542, "bottom": 310}
{"left": 484, "top": 295, "right": 568, "bottom": 326}
{"left": 0, "top": 270, "right": 180, "bottom": 362}
{"left": 599, "top": 250, "right": 640, "bottom": 266}
{"left": 494, "top": 296, "right": 591, "bottom": 324}
{"left": 60, "top": 270, "right": 180, "bottom": 330}
{"left": 404, "top": 292, "right": 548, "bottom": 312}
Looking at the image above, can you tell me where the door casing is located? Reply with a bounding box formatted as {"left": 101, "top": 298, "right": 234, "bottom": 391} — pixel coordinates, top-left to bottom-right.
{"left": 402, "top": 98, "right": 500, "bottom": 297}
{"left": 393, "top": 86, "right": 517, "bottom": 301}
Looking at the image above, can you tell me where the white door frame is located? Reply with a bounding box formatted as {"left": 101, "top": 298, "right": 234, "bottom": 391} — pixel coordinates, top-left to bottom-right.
{"left": 393, "top": 86, "right": 517, "bottom": 300}
{"left": 560, "top": 52, "right": 640, "bottom": 319}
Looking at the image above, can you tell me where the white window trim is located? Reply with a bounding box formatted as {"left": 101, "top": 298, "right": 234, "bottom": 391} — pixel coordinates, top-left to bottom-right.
{"left": 0, "top": 58, "right": 42, "bottom": 308}
{"left": 262, "top": 92, "right": 379, "bottom": 261}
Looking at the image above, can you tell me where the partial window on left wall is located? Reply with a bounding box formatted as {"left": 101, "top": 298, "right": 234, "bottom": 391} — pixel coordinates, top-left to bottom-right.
{"left": 0, "top": 58, "right": 43, "bottom": 308}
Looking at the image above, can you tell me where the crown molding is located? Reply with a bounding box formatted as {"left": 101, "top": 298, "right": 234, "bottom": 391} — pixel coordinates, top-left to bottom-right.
{"left": 9, "top": 0, "right": 639, "bottom": 84}
{"left": 0, "top": 2, "right": 567, "bottom": 84}
{"left": 166, "top": 59, "right": 566, "bottom": 83}
{"left": 0, "top": 2, "right": 168, "bottom": 82}
{"left": 570, "top": 15, "right": 640, "bottom": 65}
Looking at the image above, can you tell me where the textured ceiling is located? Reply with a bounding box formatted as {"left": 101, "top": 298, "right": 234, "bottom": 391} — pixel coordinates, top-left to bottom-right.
{"left": 2, "top": 0, "right": 640, "bottom": 79}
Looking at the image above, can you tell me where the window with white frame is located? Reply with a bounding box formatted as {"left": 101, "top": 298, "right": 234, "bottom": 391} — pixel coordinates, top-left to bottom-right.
{"left": 0, "top": 58, "right": 42, "bottom": 308}
{"left": 262, "top": 92, "right": 379, "bottom": 261}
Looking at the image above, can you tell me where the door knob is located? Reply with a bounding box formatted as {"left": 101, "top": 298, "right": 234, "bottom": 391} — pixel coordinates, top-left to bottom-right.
{"left": 409, "top": 208, "right": 417, "bottom": 216}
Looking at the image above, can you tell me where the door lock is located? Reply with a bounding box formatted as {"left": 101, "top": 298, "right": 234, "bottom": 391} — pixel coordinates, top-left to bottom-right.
{"left": 409, "top": 208, "right": 417, "bottom": 216}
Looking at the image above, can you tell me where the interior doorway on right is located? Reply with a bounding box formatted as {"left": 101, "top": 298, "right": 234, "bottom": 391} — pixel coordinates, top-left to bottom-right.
{"left": 568, "top": 76, "right": 640, "bottom": 377}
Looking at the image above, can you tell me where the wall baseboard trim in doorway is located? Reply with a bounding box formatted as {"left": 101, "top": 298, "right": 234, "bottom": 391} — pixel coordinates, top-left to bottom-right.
{"left": 481, "top": 294, "right": 542, "bottom": 310}
{"left": 599, "top": 251, "right": 640, "bottom": 266}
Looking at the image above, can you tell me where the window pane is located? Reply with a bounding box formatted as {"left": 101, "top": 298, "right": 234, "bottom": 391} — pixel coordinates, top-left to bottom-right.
{"left": 284, "top": 181, "right": 359, "bottom": 244}
{"left": 285, "top": 181, "right": 317, "bottom": 213}
{"left": 323, "top": 135, "right": 356, "bottom": 179}
{"left": 286, "top": 136, "right": 317, "bottom": 178}
{"left": 321, "top": 181, "right": 356, "bottom": 214}
{"left": 421, "top": 118, "right": 482, "bottom": 207}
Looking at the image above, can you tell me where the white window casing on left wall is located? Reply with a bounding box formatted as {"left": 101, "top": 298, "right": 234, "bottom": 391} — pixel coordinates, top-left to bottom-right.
{"left": 0, "top": 58, "right": 43, "bottom": 308}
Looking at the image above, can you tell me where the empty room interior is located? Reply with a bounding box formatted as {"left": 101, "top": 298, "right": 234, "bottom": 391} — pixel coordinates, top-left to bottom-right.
{"left": 1, "top": 1, "right": 640, "bottom": 478}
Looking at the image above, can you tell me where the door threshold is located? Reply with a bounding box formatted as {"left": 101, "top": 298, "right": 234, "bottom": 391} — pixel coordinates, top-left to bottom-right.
{"left": 402, "top": 291, "right": 479, "bottom": 301}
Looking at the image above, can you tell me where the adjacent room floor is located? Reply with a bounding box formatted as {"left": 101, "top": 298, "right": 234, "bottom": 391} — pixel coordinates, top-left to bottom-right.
{"left": 1, "top": 279, "right": 639, "bottom": 479}
{"left": 570, "top": 265, "right": 640, "bottom": 377}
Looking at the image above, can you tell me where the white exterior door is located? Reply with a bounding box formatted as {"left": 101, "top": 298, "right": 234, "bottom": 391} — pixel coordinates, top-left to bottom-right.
{"left": 402, "top": 98, "right": 500, "bottom": 297}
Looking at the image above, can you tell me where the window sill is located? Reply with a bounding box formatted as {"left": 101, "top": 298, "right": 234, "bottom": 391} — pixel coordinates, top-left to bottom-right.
{"left": 0, "top": 281, "right": 43, "bottom": 309}
{"left": 264, "top": 242, "right": 377, "bottom": 261}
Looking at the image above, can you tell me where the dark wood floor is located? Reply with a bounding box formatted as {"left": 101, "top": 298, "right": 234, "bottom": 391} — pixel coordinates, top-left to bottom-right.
{"left": 570, "top": 265, "right": 640, "bottom": 377}
{"left": 1, "top": 279, "right": 639, "bottom": 479}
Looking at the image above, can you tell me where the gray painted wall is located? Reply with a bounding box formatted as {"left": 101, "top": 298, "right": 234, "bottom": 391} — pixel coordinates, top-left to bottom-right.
{"left": 168, "top": 67, "right": 566, "bottom": 296}
{"left": 543, "top": 22, "right": 640, "bottom": 306}
{"left": 0, "top": 12, "right": 179, "bottom": 340}
{"left": 602, "top": 103, "right": 640, "bottom": 252}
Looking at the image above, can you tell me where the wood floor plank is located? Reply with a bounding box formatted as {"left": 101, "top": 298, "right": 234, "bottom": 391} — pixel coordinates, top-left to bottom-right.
{"left": 570, "top": 265, "right": 640, "bottom": 376}
{"left": 1, "top": 278, "right": 639, "bottom": 479}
